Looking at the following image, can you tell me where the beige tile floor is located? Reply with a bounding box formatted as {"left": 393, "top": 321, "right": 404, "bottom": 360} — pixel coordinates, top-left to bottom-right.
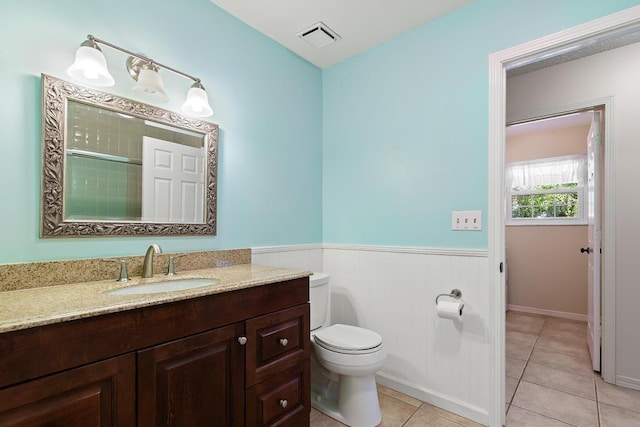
{"left": 309, "top": 384, "right": 484, "bottom": 426}
{"left": 505, "top": 311, "right": 640, "bottom": 426}
{"left": 310, "top": 311, "right": 640, "bottom": 426}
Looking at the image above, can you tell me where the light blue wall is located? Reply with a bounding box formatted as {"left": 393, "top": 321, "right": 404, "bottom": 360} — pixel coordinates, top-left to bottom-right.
{"left": 3, "top": 1, "right": 639, "bottom": 264}
{"left": 0, "top": 0, "right": 323, "bottom": 263}
{"left": 322, "top": 0, "right": 640, "bottom": 248}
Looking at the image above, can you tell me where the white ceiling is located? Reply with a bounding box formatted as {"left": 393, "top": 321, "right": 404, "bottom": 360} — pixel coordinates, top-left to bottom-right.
{"left": 209, "top": 0, "right": 474, "bottom": 68}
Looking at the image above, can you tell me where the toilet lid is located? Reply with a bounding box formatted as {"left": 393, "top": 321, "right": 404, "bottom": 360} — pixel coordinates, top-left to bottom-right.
{"left": 313, "top": 324, "right": 382, "bottom": 353}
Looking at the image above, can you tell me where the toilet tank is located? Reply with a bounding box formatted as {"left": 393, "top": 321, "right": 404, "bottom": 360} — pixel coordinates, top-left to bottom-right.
{"left": 309, "top": 272, "right": 330, "bottom": 331}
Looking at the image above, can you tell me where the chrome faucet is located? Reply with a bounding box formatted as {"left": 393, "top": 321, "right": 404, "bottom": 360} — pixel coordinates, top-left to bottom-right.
{"left": 142, "top": 244, "right": 162, "bottom": 278}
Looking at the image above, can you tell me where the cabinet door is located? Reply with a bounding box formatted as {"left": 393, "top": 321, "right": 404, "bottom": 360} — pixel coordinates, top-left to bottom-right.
{"left": 0, "top": 354, "right": 135, "bottom": 427}
{"left": 138, "top": 322, "right": 245, "bottom": 427}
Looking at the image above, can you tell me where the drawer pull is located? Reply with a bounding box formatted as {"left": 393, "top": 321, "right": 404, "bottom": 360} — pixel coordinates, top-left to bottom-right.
{"left": 279, "top": 338, "right": 288, "bottom": 347}
{"left": 279, "top": 399, "right": 288, "bottom": 408}
{"left": 238, "top": 336, "right": 247, "bottom": 345}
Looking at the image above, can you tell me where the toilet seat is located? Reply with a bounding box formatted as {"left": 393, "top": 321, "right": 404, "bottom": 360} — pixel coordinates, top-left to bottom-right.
{"left": 313, "top": 324, "right": 382, "bottom": 355}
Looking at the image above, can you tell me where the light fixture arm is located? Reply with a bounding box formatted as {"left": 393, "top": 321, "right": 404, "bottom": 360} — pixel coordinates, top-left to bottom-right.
{"left": 69, "top": 34, "right": 213, "bottom": 117}
{"left": 86, "top": 34, "right": 201, "bottom": 84}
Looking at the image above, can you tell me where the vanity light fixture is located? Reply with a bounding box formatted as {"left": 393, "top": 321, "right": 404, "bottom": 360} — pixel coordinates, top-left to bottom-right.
{"left": 128, "top": 57, "right": 169, "bottom": 103}
{"left": 182, "top": 81, "right": 214, "bottom": 117}
{"left": 67, "top": 34, "right": 214, "bottom": 117}
{"left": 66, "top": 37, "right": 115, "bottom": 87}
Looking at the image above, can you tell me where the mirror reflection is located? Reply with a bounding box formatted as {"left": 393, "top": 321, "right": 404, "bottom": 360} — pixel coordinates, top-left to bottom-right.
{"left": 65, "top": 101, "right": 206, "bottom": 223}
{"left": 41, "top": 74, "right": 218, "bottom": 237}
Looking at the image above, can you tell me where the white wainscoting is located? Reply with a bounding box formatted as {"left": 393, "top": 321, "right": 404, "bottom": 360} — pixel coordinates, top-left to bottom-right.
{"left": 251, "top": 243, "right": 491, "bottom": 424}
{"left": 251, "top": 244, "right": 323, "bottom": 272}
{"left": 324, "top": 244, "right": 490, "bottom": 425}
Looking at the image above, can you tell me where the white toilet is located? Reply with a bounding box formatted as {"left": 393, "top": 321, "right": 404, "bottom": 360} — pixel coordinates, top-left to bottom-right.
{"left": 309, "top": 272, "right": 386, "bottom": 427}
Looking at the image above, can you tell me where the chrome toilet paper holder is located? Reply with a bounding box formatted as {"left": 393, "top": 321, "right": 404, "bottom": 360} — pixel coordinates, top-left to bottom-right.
{"left": 435, "top": 288, "right": 462, "bottom": 305}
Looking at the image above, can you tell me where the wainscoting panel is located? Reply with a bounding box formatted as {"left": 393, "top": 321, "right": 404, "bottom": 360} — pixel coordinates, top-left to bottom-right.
{"left": 251, "top": 244, "right": 323, "bottom": 273}
{"left": 323, "top": 244, "right": 490, "bottom": 424}
{"left": 250, "top": 243, "right": 491, "bottom": 424}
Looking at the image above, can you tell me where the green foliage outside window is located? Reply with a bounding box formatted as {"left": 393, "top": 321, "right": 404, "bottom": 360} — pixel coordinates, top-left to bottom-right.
{"left": 511, "top": 183, "right": 579, "bottom": 219}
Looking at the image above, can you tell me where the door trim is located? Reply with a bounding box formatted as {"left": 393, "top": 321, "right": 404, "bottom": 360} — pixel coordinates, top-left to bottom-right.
{"left": 488, "top": 5, "right": 640, "bottom": 426}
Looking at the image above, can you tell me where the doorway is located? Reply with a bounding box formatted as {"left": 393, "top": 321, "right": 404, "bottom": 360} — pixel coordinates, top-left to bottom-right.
{"left": 505, "top": 109, "right": 601, "bottom": 341}
{"left": 487, "top": 6, "right": 640, "bottom": 426}
{"left": 503, "top": 108, "right": 604, "bottom": 419}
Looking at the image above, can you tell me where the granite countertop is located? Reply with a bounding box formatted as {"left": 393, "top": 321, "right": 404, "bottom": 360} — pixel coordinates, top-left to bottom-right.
{"left": 0, "top": 264, "right": 311, "bottom": 334}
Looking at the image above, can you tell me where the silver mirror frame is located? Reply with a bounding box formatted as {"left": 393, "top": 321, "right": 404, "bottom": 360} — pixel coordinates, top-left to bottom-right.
{"left": 41, "top": 74, "right": 218, "bottom": 237}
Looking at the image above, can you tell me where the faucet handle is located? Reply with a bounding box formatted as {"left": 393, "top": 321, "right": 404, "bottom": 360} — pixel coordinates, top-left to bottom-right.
{"left": 101, "top": 259, "right": 130, "bottom": 282}
{"left": 166, "top": 253, "right": 187, "bottom": 276}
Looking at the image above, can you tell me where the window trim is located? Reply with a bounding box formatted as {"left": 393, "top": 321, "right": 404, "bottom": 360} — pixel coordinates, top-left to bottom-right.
{"left": 507, "top": 187, "right": 586, "bottom": 226}
{"left": 506, "top": 155, "right": 587, "bottom": 226}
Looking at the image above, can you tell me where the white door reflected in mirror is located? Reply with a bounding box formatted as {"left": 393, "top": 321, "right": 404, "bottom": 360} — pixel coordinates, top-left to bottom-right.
{"left": 142, "top": 136, "right": 206, "bottom": 223}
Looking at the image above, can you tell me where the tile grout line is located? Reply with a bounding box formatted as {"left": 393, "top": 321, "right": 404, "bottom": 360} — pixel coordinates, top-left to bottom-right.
{"left": 509, "top": 315, "right": 580, "bottom": 426}
{"left": 506, "top": 317, "right": 541, "bottom": 421}
{"left": 509, "top": 314, "right": 614, "bottom": 426}
{"left": 531, "top": 317, "right": 590, "bottom": 427}
{"left": 594, "top": 373, "right": 601, "bottom": 427}
{"left": 400, "top": 400, "right": 468, "bottom": 427}
{"left": 515, "top": 318, "right": 542, "bottom": 413}
{"left": 400, "top": 401, "right": 420, "bottom": 426}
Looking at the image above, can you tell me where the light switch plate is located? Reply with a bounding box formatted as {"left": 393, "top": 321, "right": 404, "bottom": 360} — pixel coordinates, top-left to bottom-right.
{"left": 452, "top": 210, "right": 482, "bottom": 231}
{"left": 468, "top": 210, "right": 482, "bottom": 230}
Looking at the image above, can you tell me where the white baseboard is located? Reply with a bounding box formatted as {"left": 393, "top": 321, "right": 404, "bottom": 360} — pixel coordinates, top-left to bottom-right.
{"left": 508, "top": 304, "right": 587, "bottom": 322}
{"left": 376, "top": 372, "right": 489, "bottom": 426}
{"left": 615, "top": 375, "right": 640, "bottom": 391}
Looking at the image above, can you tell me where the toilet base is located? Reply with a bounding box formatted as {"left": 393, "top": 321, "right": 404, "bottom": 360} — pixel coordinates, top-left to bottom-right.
{"left": 339, "top": 374, "right": 382, "bottom": 426}
{"left": 311, "top": 374, "right": 381, "bottom": 427}
{"left": 311, "top": 390, "right": 349, "bottom": 425}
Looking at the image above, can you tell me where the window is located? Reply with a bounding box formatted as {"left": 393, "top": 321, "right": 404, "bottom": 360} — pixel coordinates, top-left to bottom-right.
{"left": 506, "top": 155, "right": 587, "bottom": 225}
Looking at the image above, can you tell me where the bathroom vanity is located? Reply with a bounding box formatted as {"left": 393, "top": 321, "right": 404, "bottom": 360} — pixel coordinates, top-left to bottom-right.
{"left": 0, "top": 264, "right": 311, "bottom": 426}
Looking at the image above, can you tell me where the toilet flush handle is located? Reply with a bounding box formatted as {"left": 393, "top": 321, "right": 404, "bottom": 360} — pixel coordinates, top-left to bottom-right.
{"left": 279, "top": 338, "right": 288, "bottom": 347}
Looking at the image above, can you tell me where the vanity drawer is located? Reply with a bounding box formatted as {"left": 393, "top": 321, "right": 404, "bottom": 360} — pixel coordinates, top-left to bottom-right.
{"left": 246, "top": 362, "right": 309, "bottom": 427}
{"left": 245, "top": 304, "right": 309, "bottom": 387}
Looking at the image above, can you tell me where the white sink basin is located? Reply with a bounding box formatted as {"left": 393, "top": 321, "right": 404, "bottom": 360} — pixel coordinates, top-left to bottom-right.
{"left": 106, "top": 278, "right": 220, "bottom": 295}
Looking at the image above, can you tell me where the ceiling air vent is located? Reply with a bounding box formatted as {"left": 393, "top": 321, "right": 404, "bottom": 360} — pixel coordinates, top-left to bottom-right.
{"left": 298, "top": 22, "right": 340, "bottom": 49}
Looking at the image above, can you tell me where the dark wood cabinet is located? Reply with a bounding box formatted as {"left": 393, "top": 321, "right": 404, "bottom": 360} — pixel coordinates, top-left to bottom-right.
{"left": 246, "top": 304, "right": 310, "bottom": 387}
{"left": 246, "top": 362, "right": 309, "bottom": 426}
{"left": 0, "top": 277, "right": 310, "bottom": 427}
{"left": 0, "top": 354, "right": 135, "bottom": 427}
{"left": 138, "top": 323, "right": 246, "bottom": 427}
{"left": 246, "top": 305, "right": 310, "bottom": 426}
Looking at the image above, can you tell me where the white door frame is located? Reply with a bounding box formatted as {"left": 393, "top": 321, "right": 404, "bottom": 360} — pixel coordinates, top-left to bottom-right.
{"left": 488, "top": 6, "right": 640, "bottom": 426}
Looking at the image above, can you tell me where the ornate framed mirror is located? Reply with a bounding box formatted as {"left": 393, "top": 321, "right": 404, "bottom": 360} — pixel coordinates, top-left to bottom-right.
{"left": 41, "top": 74, "right": 218, "bottom": 237}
